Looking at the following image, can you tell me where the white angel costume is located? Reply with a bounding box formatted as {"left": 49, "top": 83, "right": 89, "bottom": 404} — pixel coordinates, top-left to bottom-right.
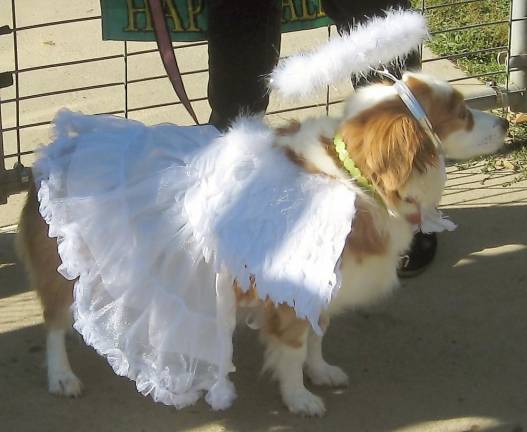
{"left": 35, "top": 110, "right": 359, "bottom": 409}
{"left": 34, "top": 10, "right": 454, "bottom": 410}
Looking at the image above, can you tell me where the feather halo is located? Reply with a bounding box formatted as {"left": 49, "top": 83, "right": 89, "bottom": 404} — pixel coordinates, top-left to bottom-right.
{"left": 269, "top": 9, "right": 429, "bottom": 99}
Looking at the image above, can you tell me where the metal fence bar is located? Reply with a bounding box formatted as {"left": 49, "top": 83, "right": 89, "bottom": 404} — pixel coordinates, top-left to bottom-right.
{"left": 127, "top": 69, "right": 208, "bottom": 84}
{"left": 3, "top": 149, "right": 43, "bottom": 159}
{"left": 17, "top": 55, "right": 125, "bottom": 73}
{"left": 422, "top": 46, "right": 509, "bottom": 63}
{"left": 17, "top": 54, "right": 194, "bottom": 75}
{"left": 0, "top": 0, "right": 525, "bottom": 204}
{"left": 2, "top": 100, "right": 344, "bottom": 136}
{"left": 421, "top": 0, "right": 425, "bottom": 60}
{"left": 1, "top": 96, "right": 345, "bottom": 138}
{"left": 506, "top": 0, "right": 514, "bottom": 94}
{"left": 15, "top": 43, "right": 206, "bottom": 75}
{"left": 11, "top": 0, "right": 21, "bottom": 166}
{"left": 325, "top": 25, "right": 332, "bottom": 116}
{"left": 127, "top": 41, "right": 208, "bottom": 56}
{"left": 0, "top": 67, "right": 211, "bottom": 107}
{"left": 2, "top": 82, "right": 125, "bottom": 104}
{"left": 465, "top": 87, "right": 526, "bottom": 110}
{"left": 1, "top": 120, "right": 56, "bottom": 134}
{"left": 124, "top": 41, "right": 129, "bottom": 118}
{"left": 424, "top": 0, "right": 493, "bottom": 10}
{"left": 430, "top": 19, "right": 509, "bottom": 35}
{"left": 0, "top": 95, "right": 6, "bottom": 204}
{"left": 16, "top": 16, "right": 101, "bottom": 31}
{"left": 448, "top": 71, "right": 507, "bottom": 82}
{"left": 509, "top": 0, "right": 527, "bottom": 111}
{"left": 1, "top": 110, "right": 126, "bottom": 137}
{"left": 127, "top": 97, "right": 208, "bottom": 113}
{"left": 267, "top": 99, "right": 343, "bottom": 116}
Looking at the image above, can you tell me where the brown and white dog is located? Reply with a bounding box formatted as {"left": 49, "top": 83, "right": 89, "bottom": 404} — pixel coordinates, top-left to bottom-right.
{"left": 17, "top": 72, "right": 507, "bottom": 416}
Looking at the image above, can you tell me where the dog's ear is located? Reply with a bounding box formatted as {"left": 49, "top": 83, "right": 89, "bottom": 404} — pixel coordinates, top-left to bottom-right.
{"left": 340, "top": 100, "right": 437, "bottom": 200}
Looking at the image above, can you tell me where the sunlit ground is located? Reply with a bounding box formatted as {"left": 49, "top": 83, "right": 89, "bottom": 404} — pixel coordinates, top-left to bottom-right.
{"left": 0, "top": 290, "right": 43, "bottom": 334}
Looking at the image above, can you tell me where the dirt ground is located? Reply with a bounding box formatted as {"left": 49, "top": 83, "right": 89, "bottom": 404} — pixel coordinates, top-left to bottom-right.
{"left": 2, "top": 165, "right": 527, "bottom": 432}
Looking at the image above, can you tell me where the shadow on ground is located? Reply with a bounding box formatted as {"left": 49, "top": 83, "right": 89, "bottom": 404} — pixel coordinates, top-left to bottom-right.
{"left": 1, "top": 204, "right": 526, "bottom": 432}
{"left": 0, "top": 232, "right": 25, "bottom": 299}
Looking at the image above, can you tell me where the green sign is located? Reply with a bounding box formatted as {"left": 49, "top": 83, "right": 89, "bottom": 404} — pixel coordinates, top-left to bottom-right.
{"left": 100, "top": 0, "right": 332, "bottom": 42}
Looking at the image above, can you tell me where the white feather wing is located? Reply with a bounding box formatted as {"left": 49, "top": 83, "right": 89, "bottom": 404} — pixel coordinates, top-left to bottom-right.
{"left": 185, "top": 117, "right": 358, "bottom": 329}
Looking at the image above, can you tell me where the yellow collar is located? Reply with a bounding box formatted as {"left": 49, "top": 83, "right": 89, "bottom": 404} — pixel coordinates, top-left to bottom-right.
{"left": 333, "top": 134, "right": 384, "bottom": 204}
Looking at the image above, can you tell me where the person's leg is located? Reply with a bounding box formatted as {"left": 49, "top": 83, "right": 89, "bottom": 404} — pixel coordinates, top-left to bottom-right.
{"left": 322, "top": 0, "right": 413, "bottom": 32}
{"left": 206, "top": 0, "right": 282, "bottom": 131}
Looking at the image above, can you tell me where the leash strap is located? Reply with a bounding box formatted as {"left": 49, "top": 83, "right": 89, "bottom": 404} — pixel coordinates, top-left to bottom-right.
{"left": 147, "top": 0, "right": 200, "bottom": 125}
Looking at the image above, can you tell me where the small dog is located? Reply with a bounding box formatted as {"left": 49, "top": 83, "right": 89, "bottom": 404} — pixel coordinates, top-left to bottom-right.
{"left": 17, "top": 72, "right": 507, "bottom": 416}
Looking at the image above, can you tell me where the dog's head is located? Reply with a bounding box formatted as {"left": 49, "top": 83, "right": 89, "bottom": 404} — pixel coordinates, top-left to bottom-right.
{"left": 338, "top": 72, "right": 508, "bottom": 223}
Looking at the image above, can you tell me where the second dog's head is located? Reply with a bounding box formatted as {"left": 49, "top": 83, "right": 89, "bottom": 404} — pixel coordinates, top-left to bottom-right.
{"left": 337, "top": 72, "right": 508, "bottom": 223}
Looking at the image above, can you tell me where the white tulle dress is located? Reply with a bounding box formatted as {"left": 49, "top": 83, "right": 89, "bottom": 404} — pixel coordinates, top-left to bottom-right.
{"left": 34, "top": 110, "right": 362, "bottom": 409}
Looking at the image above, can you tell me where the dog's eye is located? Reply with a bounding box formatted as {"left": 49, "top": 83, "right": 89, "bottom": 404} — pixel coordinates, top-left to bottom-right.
{"left": 459, "top": 108, "right": 468, "bottom": 119}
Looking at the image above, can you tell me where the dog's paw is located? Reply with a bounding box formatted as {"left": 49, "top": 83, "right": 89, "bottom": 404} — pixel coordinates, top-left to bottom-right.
{"left": 282, "top": 388, "right": 326, "bottom": 417}
{"left": 306, "top": 363, "right": 349, "bottom": 387}
{"left": 48, "top": 370, "right": 83, "bottom": 397}
{"left": 205, "top": 378, "right": 237, "bottom": 411}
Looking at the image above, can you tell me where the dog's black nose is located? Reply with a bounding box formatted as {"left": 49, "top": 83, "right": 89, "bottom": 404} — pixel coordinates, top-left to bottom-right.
{"left": 498, "top": 116, "right": 509, "bottom": 131}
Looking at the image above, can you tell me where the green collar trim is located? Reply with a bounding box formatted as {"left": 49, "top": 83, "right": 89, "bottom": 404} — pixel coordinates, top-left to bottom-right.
{"left": 333, "top": 134, "right": 383, "bottom": 203}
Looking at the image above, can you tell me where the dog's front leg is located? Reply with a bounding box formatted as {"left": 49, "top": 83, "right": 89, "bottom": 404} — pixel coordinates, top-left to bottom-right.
{"left": 261, "top": 304, "right": 326, "bottom": 416}
{"left": 305, "top": 314, "right": 349, "bottom": 387}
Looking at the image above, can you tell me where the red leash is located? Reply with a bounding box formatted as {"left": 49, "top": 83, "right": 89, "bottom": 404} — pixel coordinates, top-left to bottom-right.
{"left": 146, "top": 0, "right": 200, "bottom": 125}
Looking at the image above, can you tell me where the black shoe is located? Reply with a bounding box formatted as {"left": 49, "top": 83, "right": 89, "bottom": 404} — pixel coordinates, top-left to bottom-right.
{"left": 397, "top": 232, "right": 437, "bottom": 278}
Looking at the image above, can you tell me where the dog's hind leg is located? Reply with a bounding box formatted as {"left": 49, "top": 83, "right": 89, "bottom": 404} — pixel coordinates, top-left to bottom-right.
{"left": 261, "top": 303, "right": 326, "bottom": 416}
{"left": 304, "top": 314, "right": 349, "bottom": 387}
{"left": 42, "top": 284, "right": 82, "bottom": 397}
{"left": 46, "top": 325, "right": 82, "bottom": 397}
{"left": 17, "top": 183, "right": 83, "bottom": 397}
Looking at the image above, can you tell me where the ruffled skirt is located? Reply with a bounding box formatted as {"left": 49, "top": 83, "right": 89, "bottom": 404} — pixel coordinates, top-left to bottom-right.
{"left": 34, "top": 110, "right": 358, "bottom": 409}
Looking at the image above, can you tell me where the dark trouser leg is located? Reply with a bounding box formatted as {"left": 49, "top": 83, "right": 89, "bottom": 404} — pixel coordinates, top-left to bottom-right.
{"left": 206, "top": 0, "right": 282, "bottom": 131}
{"left": 322, "top": 0, "right": 413, "bottom": 28}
